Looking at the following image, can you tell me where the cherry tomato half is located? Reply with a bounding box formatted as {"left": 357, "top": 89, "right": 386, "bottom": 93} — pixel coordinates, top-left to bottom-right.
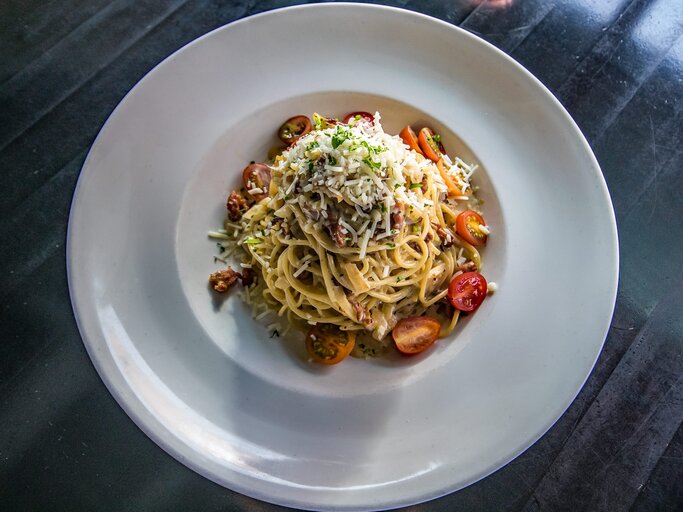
{"left": 305, "top": 323, "right": 356, "bottom": 365}
{"left": 242, "top": 163, "right": 271, "bottom": 201}
{"left": 399, "top": 125, "right": 424, "bottom": 156}
{"left": 448, "top": 272, "right": 487, "bottom": 312}
{"left": 342, "top": 111, "right": 374, "bottom": 124}
{"left": 455, "top": 210, "right": 487, "bottom": 246}
{"left": 277, "top": 115, "right": 312, "bottom": 145}
{"left": 391, "top": 316, "right": 441, "bottom": 355}
{"left": 417, "top": 127, "right": 446, "bottom": 162}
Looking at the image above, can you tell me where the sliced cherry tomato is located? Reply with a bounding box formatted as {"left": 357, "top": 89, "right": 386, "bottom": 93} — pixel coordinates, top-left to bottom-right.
{"left": 455, "top": 210, "right": 487, "bottom": 246}
{"left": 342, "top": 111, "right": 374, "bottom": 124}
{"left": 305, "top": 323, "right": 356, "bottom": 365}
{"left": 399, "top": 125, "right": 424, "bottom": 156}
{"left": 436, "top": 158, "right": 463, "bottom": 197}
{"left": 278, "top": 115, "right": 312, "bottom": 145}
{"left": 242, "top": 163, "right": 271, "bottom": 201}
{"left": 448, "top": 272, "right": 487, "bottom": 312}
{"left": 417, "top": 127, "right": 446, "bottom": 162}
{"left": 391, "top": 316, "right": 441, "bottom": 355}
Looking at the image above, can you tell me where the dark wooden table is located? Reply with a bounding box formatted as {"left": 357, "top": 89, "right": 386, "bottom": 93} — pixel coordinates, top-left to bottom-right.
{"left": 1, "top": 1, "right": 681, "bottom": 510}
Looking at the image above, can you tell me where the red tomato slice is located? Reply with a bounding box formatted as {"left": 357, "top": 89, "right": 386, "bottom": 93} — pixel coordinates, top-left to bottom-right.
{"left": 399, "top": 125, "right": 424, "bottom": 155}
{"left": 305, "top": 324, "right": 356, "bottom": 365}
{"left": 342, "top": 111, "right": 374, "bottom": 124}
{"left": 391, "top": 316, "right": 441, "bottom": 354}
{"left": 242, "top": 163, "right": 271, "bottom": 201}
{"left": 278, "top": 115, "right": 312, "bottom": 145}
{"left": 448, "top": 272, "right": 487, "bottom": 312}
{"left": 417, "top": 127, "right": 446, "bottom": 162}
{"left": 455, "top": 210, "right": 487, "bottom": 246}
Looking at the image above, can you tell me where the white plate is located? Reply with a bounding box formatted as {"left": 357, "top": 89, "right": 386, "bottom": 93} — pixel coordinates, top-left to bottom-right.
{"left": 67, "top": 4, "right": 618, "bottom": 510}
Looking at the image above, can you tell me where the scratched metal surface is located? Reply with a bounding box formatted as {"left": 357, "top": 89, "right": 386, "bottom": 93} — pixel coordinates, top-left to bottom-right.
{"left": 1, "top": 1, "right": 681, "bottom": 510}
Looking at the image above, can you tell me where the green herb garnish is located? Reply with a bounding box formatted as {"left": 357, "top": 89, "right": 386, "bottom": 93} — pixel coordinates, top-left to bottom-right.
{"left": 363, "top": 157, "right": 381, "bottom": 170}
{"left": 331, "top": 125, "right": 351, "bottom": 149}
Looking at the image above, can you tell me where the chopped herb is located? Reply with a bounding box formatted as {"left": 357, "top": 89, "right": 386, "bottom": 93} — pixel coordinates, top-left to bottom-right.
{"left": 331, "top": 126, "right": 351, "bottom": 149}
{"left": 307, "top": 161, "right": 314, "bottom": 172}
{"left": 412, "top": 224, "right": 421, "bottom": 233}
{"left": 380, "top": 203, "right": 387, "bottom": 213}
{"left": 410, "top": 182, "right": 422, "bottom": 189}
{"left": 306, "top": 141, "right": 319, "bottom": 151}
{"left": 354, "top": 114, "right": 362, "bottom": 120}
{"left": 363, "top": 157, "right": 381, "bottom": 170}
{"left": 432, "top": 133, "right": 441, "bottom": 143}
{"left": 350, "top": 140, "right": 385, "bottom": 155}
{"left": 269, "top": 329, "right": 280, "bottom": 338}
{"left": 386, "top": 242, "right": 396, "bottom": 248}
{"left": 261, "top": 229, "right": 266, "bottom": 236}
{"left": 328, "top": 155, "right": 337, "bottom": 166}
{"left": 396, "top": 276, "right": 403, "bottom": 282}
{"left": 244, "top": 237, "right": 262, "bottom": 245}
{"left": 216, "top": 242, "right": 224, "bottom": 253}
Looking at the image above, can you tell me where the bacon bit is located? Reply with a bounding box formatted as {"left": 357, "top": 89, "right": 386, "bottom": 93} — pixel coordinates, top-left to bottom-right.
{"left": 457, "top": 261, "right": 478, "bottom": 273}
{"left": 392, "top": 206, "right": 405, "bottom": 231}
{"left": 350, "top": 299, "right": 372, "bottom": 326}
{"left": 329, "top": 223, "right": 346, "bottom": 248}
{"left": 209, "top": 267, "right": 241, "bottom": 293}
{"left": 421, "top": 175, "right": 429, "bottom": 193}
{"left": 432, "top": 222, "right": 455, "bottom": 248}
{"left": 227, "top": 191, "right": 248, "bottom": 221}
{"left": 240, "top": 268, "right": 255, "bottom": 287}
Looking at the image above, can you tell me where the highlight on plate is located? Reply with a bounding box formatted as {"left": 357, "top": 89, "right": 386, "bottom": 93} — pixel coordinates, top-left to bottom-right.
{"left": 208, "top": 111, "right": 495, "bottom": 364}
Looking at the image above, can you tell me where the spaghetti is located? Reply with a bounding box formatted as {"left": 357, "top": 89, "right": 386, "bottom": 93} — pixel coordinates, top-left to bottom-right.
{"left": 210, "top": 112, "right": 489, "bottom": 361}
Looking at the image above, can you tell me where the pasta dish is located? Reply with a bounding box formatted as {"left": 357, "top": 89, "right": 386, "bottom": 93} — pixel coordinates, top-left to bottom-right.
{"left": 208, "top": 112, "right": 493, "bottom": 364}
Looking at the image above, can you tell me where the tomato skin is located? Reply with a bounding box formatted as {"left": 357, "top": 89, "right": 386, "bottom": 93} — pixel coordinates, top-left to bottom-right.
{"left": 305, "top": 324, "right": 356, "bottom": 365}
{"left": 418, "top": 127, "right": 445, "bottom": 162}
{"left": 448, "top": 272, "right": 487, "bottom": 312}
{"left": 278, "top": 115, "right": 312, "bottom": 145}
{"left": 242, "top": 163, "right": 271, "bottom": 201}
{"left": 399, "top": 125, "right": 424, "bottom": 155}
{"left": 342, "top": 111, "right": 374, "bottom": 124}
{"left": 392, "top": 316, "right": 441, "bottom": 355}
{"left": 455, "top": 210, "right": 487, "bottom": 246}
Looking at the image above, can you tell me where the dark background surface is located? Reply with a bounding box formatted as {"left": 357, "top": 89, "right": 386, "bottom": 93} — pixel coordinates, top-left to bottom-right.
{"left": 1, "top": 0, "right": 682, "bottom": 510}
